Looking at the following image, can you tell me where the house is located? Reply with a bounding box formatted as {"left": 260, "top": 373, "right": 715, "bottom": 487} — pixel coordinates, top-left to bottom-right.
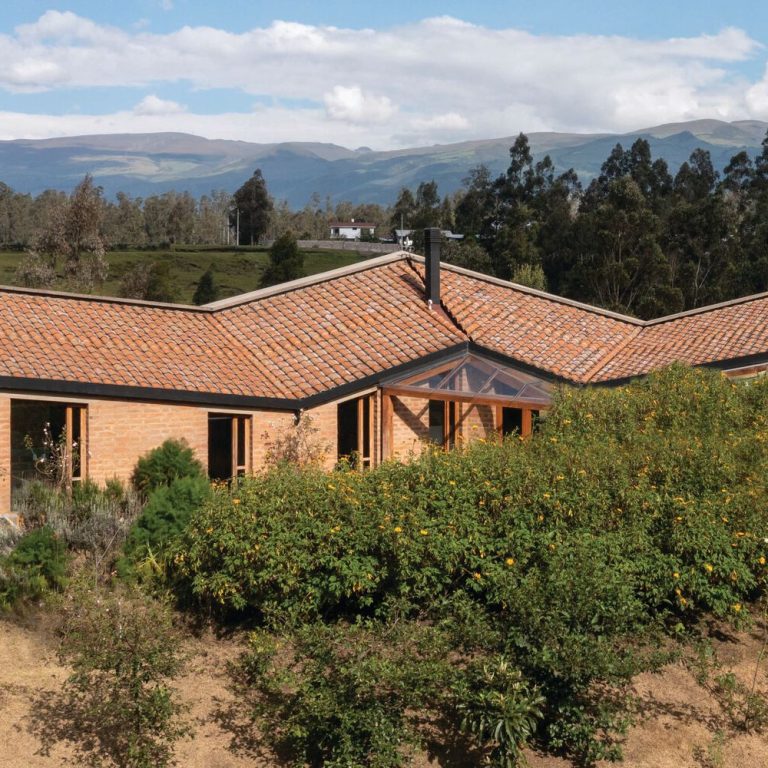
{"left": 1, "top": 228, "right": 767, "bottom": 515}
{"left": 329, "top": 220, "right": 376, "bottom": 240}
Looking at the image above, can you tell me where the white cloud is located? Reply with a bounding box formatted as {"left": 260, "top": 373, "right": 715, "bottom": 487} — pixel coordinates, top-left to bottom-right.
{"left": 324, "top": 85, "right": 395, "bottom": 123}
{"left": 0, "top": 13, "right": 765, "bottom": 147}
{"left": 133, "top": 94, "right": 186, "bottom": 116}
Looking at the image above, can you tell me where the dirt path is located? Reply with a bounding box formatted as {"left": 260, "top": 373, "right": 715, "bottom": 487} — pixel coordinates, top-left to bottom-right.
{"left": 1, "top": 615, "right": 767, "bottom": 767}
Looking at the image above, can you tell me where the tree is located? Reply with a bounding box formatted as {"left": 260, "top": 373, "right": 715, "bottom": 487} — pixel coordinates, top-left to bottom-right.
{"left": 21, "top": 175, "right": 108, "bottom": 292}
{"left": 231, "top": 169, "right": 272, "bottom": 246}
{"left": 34, "top": 583, "right": 190, "bottom": 767}
{"left": 120, "top": 262, "right": 177, "bottom": 303}
{"left": 260, "top": 232, "right": 304, "bottom": 287}
{"left": 192, "top": 265, "right": 219, "bottom": 305}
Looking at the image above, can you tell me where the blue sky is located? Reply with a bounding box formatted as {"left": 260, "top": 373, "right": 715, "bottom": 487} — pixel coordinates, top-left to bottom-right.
{"left": 1, "top": 2, "right": 767, "bottom": 148}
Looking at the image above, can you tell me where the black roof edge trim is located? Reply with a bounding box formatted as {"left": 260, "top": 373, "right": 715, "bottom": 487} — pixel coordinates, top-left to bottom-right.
{"left": 594, "top": 353, "right": 768, "bottom": 388}
{"left": 299, "top": 343, "right": 470, "bottom": 408}
{"left": 466, "top": 342, "right": 579, "bottom": 386}
{"left": 0, "top": 376, "right": 299, "bottom": 411}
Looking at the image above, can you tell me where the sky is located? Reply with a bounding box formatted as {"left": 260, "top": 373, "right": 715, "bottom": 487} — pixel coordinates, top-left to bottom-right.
{"left": 2, "top": 1, "right": 768, "bottom": 149}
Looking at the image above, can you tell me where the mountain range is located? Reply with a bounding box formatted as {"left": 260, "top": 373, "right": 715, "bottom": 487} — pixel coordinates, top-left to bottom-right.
{"left": 0, "top": 119, "right": 765, "bottom": 207}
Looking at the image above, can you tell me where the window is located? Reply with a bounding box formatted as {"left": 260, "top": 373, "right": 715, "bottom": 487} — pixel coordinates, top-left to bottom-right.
{"left": 428, "top": 399, "right": 457, "bottom": 448}
{"left": 11, "top": 400, "right": 86, "bottom": 501}
{"left": 337, "top": 395, "right": 373, "bottom": 468}
{"left": 208, "top": 414, "right": 251, "bottom": 481}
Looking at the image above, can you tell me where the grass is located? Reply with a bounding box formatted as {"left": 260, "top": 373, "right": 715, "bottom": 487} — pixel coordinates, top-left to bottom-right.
{"left": 0, "top": 246, "right": 367, "bottom": 304}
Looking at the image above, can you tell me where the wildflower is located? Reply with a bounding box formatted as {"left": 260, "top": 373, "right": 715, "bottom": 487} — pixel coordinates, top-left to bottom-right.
{"left": 673, "top": 572, "right": 680, "bottom": 579}
{"left": 472, "top": 572, "right": 482, "bottom": 581}
{"left": 419, "top": 529, "right": 429, "bottom": 536}
{"left": 759, "top": 556, "right": 766, "bottom": 566}
{"left": 555, "top": 474, "right": 565, "bottom": 481}
{"left": 704, "top": 563, "right": 713, "bottom": 573}
{"left": 449, "top": 480, "right": 456, "bottom": 486}
{"left": 327, "top": 483, "right": 336, "bottom": 490}
{"left": 232, "top": 498, "right": 240, "bottom": 505}
{"left": 578, "top": 469, "right": 587, "bottom": 476}
{"left": 505, "top": 557, "right": 515, "bottom": 566}
{"left": 543, "top": 492, "right": 551, "bottom": 499}
{"left": 393, "top": 526, "right": 402, "bottom": 534}
{"left": 733, "top": 603, "right": 742, "bottom": 613}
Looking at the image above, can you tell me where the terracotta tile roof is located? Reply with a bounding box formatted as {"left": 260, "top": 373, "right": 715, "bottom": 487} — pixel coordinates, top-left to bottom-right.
{"left": 423, "top": 264, "right": 641, "bottom": 383}
{"left": 0, "top": 251, "right": 767, "bottom": 403}
{"left": 592, "top": 294, "right": 768, "bottom": 381}
{"left": 0, "top": 256, "right": 465, "bottom": 401}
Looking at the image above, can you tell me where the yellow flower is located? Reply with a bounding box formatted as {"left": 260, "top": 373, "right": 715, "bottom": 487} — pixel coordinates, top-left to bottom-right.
{"left": 704, "top": 563, "right": 713, "bottom": 573}
{"left": 449, "top": 480, "right": 456, "bottom": 486}
{"left": 673, "top": 572, "right": 680, "bottom": 579}
{"left": 232, "top": 498, "right": 240, "bottom": 505}
{"left": 419, "top": 529, "right": 429, "bottom": 536}
{"left": 393, "top": 526, "right": 402, "bottom": 534}
{"left": 759, "top": 556, "right": 766, "bottom": 566}
{"left": 505, "top": 557, "right": 515, "bottom": 566}
{"left": 555, "top": 474, "right": 565, "bottom": 481}
{"left": 733, "top": 603, "right": 742, "bottom": 613}
{"left": 472, "top": 572, "right": 482, "bottom": 581}
{"left": 543, "top": 492, "right": 551, "bottom": 499}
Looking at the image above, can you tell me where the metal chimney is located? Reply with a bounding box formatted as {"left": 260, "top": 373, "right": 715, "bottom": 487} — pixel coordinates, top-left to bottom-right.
{"left": 424, "top": 227, "right": 441, "bottom": 307}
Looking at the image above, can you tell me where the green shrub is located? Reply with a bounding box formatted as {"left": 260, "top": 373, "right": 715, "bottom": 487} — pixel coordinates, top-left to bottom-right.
{"left": 131, "top": 439, "right": 204, "bottom": 494}
{"left": 0, "top": 526, "right": 69, "bottom": 609}
{"left": 12, "top": 478, "right": 143, "bottom": 564}
{"left": 171, "top": 366, "right": 768, "bottom": 764}
{"left": 119, "top": 475, "right": 211, "bottom": 579}
{"left": 33, "top": 582, "right": 190, "bottom": 767}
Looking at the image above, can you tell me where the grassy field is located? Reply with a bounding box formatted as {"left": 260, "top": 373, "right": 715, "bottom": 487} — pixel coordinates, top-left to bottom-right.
{"left": 0, "top": 246, "right": 367, "bottom": 303}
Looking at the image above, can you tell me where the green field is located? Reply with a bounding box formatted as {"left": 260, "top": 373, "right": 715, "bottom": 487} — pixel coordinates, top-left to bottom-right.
{"left": 0, "top": 246, "right": 367, "bottom": 303}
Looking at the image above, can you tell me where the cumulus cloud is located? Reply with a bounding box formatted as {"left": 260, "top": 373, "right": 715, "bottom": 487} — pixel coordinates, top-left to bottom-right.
{"left": 133, "top": 94, "right": 186, "bottom": 116}
{"left": 324, "top": 85, "right": 395, "bottom": 123}
{"left": 0, "top": 12, "right": 766, "bottom": 147}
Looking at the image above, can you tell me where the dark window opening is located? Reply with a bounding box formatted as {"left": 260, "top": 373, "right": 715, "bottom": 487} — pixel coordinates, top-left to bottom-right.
{"left": 11, "top": 400, "right": 86, "bottom": 505}
{"left": 502, "top": 407, "right": 523, "bottom": 436}
{"left": 208, "top": 414, "right": 250, "bottom": 481}
{"left": 428, "top": 400, "right": 457, "bottom": 448}
{"left": 337, "top": 396, "right": 373, "bottom": 468}
{"left": 428, "top": 400, "right": 444, "bottom": 445}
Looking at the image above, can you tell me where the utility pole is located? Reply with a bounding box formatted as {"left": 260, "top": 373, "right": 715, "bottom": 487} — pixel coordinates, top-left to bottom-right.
{"left": 236, "top": 208, "right": 240, "bottom": 247}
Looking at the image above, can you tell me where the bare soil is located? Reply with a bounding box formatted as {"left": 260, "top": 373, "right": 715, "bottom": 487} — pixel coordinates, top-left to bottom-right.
{"left": 1, "top": 614, "right": 767, "bottom": 768}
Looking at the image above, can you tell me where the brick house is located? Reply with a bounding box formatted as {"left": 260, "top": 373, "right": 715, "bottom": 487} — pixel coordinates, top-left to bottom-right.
{"left": 1, "top": 229, "right": 767, "bottom": 514}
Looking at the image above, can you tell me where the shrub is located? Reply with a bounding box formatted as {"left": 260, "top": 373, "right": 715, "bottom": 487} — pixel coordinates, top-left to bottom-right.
{"left": 13, "top": 478, "right": 144, "bottom": 566}
{"left": 0, "top": 526, "right": 69, "bottom": 610}
{"left": 119, "top": 475, "right": 211, "bottom": 580}
{"left": 131, "top": 439, "right": 203, "bottom": 494}
{"left": 33, "top": 583, "right": 190, "bottom": 768}
{"left": 171, "top": 366, "right": 768, "bottom": 764}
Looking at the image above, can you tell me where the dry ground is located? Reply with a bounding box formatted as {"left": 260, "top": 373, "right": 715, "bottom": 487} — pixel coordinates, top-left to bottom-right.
{"left": 1, "top": 614, "right": 767, "bottom": 768}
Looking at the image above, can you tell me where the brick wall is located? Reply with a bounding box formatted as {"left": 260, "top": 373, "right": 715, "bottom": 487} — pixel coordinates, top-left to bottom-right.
{"left": 0, "top": 387, "right": 495, "bottom": 515}
{"left": 457, "top": 403, "right": 496, "bottom": 444}
{"left": 87, "top": 400, "right": 209, "bottom": 486}
{"left": 391, "top": 395, "right": 431, "bottom": 459}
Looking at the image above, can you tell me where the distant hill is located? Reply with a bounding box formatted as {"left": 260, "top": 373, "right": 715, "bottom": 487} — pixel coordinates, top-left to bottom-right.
{"left": 0, "top": 120, "right": 765, "bottom": 206}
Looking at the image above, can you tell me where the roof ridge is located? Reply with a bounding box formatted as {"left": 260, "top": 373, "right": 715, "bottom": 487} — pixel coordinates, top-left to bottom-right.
{"left": 642, "top": 289, "right": 768, "bottom": 325}
{"left": 203, "top": 250, "right": 409, "bottom": 310}
{"left": 0, "top": 283, "right": 208, "bottom": 312}
{"left": 417, "top": 257, "right": 644, "bottom": 326}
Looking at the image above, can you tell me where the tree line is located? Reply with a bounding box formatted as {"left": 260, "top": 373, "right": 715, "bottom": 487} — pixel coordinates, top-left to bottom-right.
{"left": 437, "top": 133, "right": 768, "bottom": 319}
{"left": 5, "top": 130, "right": 768, "bottom": 316}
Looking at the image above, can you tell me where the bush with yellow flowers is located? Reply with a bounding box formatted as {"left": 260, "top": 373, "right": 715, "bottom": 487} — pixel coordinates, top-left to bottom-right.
{"left": 171, "top": 365, "right": 768, "bottom": 766}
